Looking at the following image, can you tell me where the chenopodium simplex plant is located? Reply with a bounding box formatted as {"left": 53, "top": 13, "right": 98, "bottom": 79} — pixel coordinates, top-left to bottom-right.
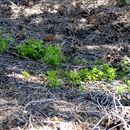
{"left": 0, "top": 36, "right": 12, "bottom": 52}
{"left": 16, "top": 39, "right": 66, "bottom": 66}
{"left": 65, "top": 69, "right": 81, "bottom": 84}
{"left": 67, "top": 64, "right": 117, "bottom": 83}
{"left": 16, "top": 39, "right": 44, "bottom": 59}
{"left": 101, "top": 63, "right": 116, "bottom": 80}
{"left": 77, "top": 67, "right": 104, "bottom": 81}
{"left": 77, "top": 64, "right": 116, "bottom": 82}
{"left": 42, "top": 44, "right": 66, "bottom": 66}
{"left": 46, "top": 70, "right": 62, "bottom": 87}
{"left": 118, "top": 56, "right": 130, "bottom": 79}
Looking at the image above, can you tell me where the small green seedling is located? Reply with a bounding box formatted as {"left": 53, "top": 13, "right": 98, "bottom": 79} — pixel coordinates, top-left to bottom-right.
{"left": 127, "top": 80, "right": 130, "bottom": 92}
{"left": 16, "top": 39, "right": 44, "bottom": 59}
{"left": 78, "top": 68, "right": 89, "bottom": 81}
{"left": 87, "top": 66, "right": 104, "bottom": 80}
{"left": 65, "top": 69, "right": 81, "bottom": 84}
{"left": 73, "top": 56, "right": 87, "bottom": 65}
{"left": 79, "top": 85, "right": 86, "bottom": 92}
{"left": 78, "top": 64, "right": 116, "bottom": 81}
{"left": 0, "top": 36, "right": 12, "bottom": 52}
{"left": 16, "top": 40, "right": 66, "bottom": 66}
{"left": 47, "top": 70, "right": 61, "bottom": 87}
{"left": 118, "top": 56, "right": 130, "bottom": 78}
{"left": 101, "top": 64, "right": 116, "bottom": 80}
{"left": 116, "top": 84, "right": 127, "bottom": 94}
{"left": 42, "top": 44, "right": 66, "bottom": 66}
{"left": 22, "top": 70, "right": 30, "bottom": 77}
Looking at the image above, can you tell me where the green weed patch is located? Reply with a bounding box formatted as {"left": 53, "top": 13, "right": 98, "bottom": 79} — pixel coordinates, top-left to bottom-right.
{"left": 16, "top": 39, "right": 65, "bottom": 66}
{"left": 0, "top": 36, "right": 12, "bottom": 52}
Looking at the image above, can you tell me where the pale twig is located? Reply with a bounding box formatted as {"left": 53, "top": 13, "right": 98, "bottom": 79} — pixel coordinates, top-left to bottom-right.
{"left": 24, "top": 99, "right": 74, "bottom": 111}
{"left": 12, "top": 113, "right": 27, "bottom": 123}
{"left": 42, "top": 83, "right": 57, "bottom": 99}
{"left": 111, "top": 111, "right": 130, "bottom": 130}
{"left": 35, "top": 116, "right": 45, "bottom": 127}
{"left": 111, "top": 94, "right": 130, "bottom": 130}
{"left": 20, "top": 82, "right": 57, "bottom": 99}
{"left": 61, "top": 63, "right": 90, "bottom": 69}
{"left": 23, "top": 98, "right": 84, "bottom": 124}
{"left": 24, "top": 98, "right": 55, "bottom": 111}
{"left": 28, "top": 114, "right": 34, "bottom": 129}
{"left": 92, "top": 115, "right": 107, "bottom": 130}
{"left": 0, "top": 106, "right": 18, "bottom": 112}
{"left": 113, "top": 93, "right": 118, "bottom": 112}
{"left": 107, "top": 120, "right": 130, "bottom": 130}
{"left": 18, "top": 126, "right": 22, "bottom": 130}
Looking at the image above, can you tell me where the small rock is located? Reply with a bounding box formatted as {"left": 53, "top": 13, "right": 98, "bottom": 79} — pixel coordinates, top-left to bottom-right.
{"left": 95, "top": 30, "right": 101, "bottom": 35}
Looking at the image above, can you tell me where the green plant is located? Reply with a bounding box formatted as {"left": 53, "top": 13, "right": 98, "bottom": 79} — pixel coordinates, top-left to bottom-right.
{"left": 22, "top": 70, "right": 30, "bottom": 77}
{"left": 127, "top": 80, "right": 130, "bottom": 92}
{"left": 16, "top": 40, "right": 66, "bottom": 65}
{"left": 65, "top": 69, "right": 81, "bottom": 84}
{"left": 118, "top": 56, "right": 130, "bottom": 78}
{"left": 16, "top": 39, "right": 44, "bottom": 59}
{"left": 89, "top": 66, "right": 105, "bottom": 80}
{"left": 101, "top": 64, "right": 116, "bottom": 80}
{"left": 79, "top": 85, "right": 86, "bottom": 92}
{"left": 116, "top": 84, "right": 127, "bottom": 94}
{"left": 78, "top": 68, "right": 102, "bottom": 81}
{"left": 42, "top": 44, "right": 66, "bottom": 66}
{"left": 47, "top": 70, "right": 61, "bottom": 87}
{"left": 0, "top": 36, "right": 12, "bottom": 52}
{"left": 94, "top": 58, "right": 104, "bottom": 65}
{"left": 122, "top": 77, "right": 130, "bottom": 92}
{"left": 78, "top": 64, "right": 116, "bottom": 81}
{"left": 65, "top": 63, "right": 116, "bottom": 85}
{"left": 78, "top": 68, "right": 89, "bottom": 81}
{"left": 73, "top": 56, "right": 87, "bottom": 65}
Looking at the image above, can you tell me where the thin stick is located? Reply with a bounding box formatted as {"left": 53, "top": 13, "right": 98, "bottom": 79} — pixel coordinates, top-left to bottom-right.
{"left": 24, "top": 99, "right": 74, "bottom": 111}
{"left": 92, "top": 115, "right": 107, "bottom": 130}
